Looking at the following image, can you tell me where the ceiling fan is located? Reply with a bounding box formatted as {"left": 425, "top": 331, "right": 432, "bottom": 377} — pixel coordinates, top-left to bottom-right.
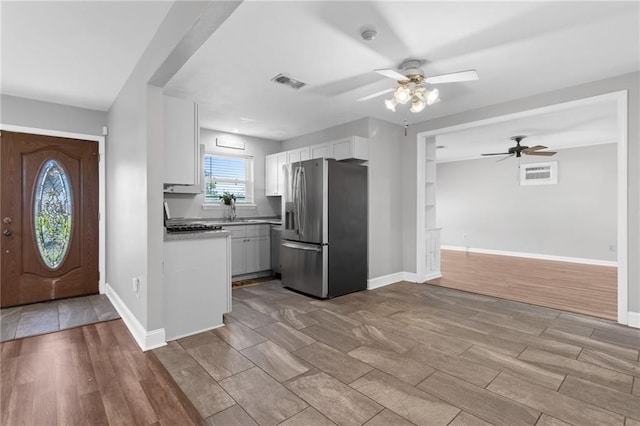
{"left": 357, "top": 59, "right": 479, "bottom": 113}
{"left": 482, "top": 136, "right": 557, "bottom": 160}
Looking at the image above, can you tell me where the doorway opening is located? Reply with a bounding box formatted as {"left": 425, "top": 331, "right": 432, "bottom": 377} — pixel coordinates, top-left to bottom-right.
{"left": 416, "top": 91, "right": 628, "bottom": 325}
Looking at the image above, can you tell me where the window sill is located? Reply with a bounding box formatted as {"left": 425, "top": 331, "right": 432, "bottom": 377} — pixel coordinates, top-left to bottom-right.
{"left": 202, "top": 203, "right": 257, "bottom": 210}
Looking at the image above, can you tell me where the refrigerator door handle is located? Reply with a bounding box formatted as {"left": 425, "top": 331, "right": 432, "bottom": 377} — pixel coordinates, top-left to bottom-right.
{"left": 282, "top": 241, "right": 322, "bottom": 252}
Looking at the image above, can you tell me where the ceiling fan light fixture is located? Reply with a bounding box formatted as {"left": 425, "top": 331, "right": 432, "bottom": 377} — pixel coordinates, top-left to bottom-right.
{"left": 426, "top": 88, "right": 440, "bottom": 105}
{"left": 384, "top": 97, "right": 397, "bottom": 111}
{"left": 410, "top": 96, "right": 426, "bottom": 113}
{"left": 394, "top": 85, "right": 411, "bottom": 104}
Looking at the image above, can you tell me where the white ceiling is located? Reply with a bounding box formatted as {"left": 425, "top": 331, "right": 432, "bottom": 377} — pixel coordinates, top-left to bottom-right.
{"left": 1, "top": 1, "right": 172, "bottom": 110}
{"left": 164, "top": 1, "right": 639, "bottom": 140}
{"left": 435, "top": 98, "right": 619, "bottom": 163}
{"left": 1, "top": 1, "right": 638, "bottom": 145}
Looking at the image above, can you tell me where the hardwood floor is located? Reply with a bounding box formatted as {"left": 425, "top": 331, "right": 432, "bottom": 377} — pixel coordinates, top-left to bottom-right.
{"left": 153, "top": 280, "right": 639, "bottom": 426}
{"left": 0, "top": 319, "right": 203, "bottom": 425}
{"left": 435, "top": 249, "right": 617, "bottom": 320}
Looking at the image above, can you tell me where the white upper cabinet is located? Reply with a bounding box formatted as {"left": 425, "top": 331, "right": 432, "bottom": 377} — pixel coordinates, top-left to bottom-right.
{"left": 330, "top": 136, "right": 368, "bottom": 161}
{"left": 310, "top": 142, "right": 330, "bottom": 159}
{"left": 287, "top": 146, "right": 310, "bottom": 164}
{"left": 265, "top": 152, "right": 287, "bottom": 196}
{"left": 163, "top": 95, "right": 199, "bottom": 186}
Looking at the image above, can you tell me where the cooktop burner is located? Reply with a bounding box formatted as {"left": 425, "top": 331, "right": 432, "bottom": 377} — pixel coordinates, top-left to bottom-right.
{"left": 166, "top": 223, "right": 222, "bottom": 233}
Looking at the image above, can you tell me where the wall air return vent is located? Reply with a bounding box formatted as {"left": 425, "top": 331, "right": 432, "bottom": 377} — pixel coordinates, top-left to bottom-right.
{"left": 271, "top": 73, "right": 307, "bottom": 90}
{"left": 520, "top": 161, "right": 558, "bottom": 186}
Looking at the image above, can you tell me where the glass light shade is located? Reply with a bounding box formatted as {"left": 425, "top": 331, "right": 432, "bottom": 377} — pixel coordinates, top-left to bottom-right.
{"left": 410, "top": 96, "right": 426, "bottom": 113}
{"left": 394, "top": 85, "right": 411, "bottom": 104}
{"left": 413, "top": 86, "right": 426, "bottom": 101}
{"left": 384, "top": 97, "right": 397, "bottom": 111}
{"left": 427, "top": 88, "right": 440, "bottom": 105}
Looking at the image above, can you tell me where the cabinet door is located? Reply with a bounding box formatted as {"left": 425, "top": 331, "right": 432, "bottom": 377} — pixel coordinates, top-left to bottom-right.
{"left": 163, "top": 96, "right": 198, "bottom": 185}
{"left": 276, "top": 152, "right": 287, "bottom": 195}
{"left": 310, "top": 143, "right": 330, "bottom": 159}
{"left": 300, "top": 147, "right": 310, "bottom": 161}
{"left": 265, "top": 154, "right": 278, "bottom": 196}
{"left": 231, "top": 238, "right": 245, "bottom": 276}
{"left": 288, "top": 147, "right": 310, "bottom": 164}
{"left": 331, "top": 138, "right": 353, "bottom": 161}
{"left": 245, "top": 236, "right": 271, "bottom": 273}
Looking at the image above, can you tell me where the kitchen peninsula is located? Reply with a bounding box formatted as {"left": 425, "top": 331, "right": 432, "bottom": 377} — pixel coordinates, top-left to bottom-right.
{"left": 163, "top": 228, "right": 231, "bottom": 340}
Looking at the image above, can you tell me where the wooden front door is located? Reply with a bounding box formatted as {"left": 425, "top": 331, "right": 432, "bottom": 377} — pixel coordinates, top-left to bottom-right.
{"left": 0, "top": 131, "right": 99, "bottom": 307}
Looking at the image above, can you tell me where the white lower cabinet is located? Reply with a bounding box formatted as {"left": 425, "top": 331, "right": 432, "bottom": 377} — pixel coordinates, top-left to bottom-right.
{"left": 226, "top": 225, "right": 271, "bottom": 276}
{"left": 163, "top": 234, "right": 231, "bottom": 341}
{"left": 246, "top": 235, "right": 271, "bottom": 272}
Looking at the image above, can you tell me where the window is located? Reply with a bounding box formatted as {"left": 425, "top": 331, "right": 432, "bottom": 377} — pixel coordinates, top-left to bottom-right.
{"left": 203, "top": 154, "right": 254, "bottom": 204}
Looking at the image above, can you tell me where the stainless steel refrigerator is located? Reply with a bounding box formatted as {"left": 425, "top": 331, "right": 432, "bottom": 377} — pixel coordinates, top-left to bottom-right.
{"left": 281, "top": 158, "right": 367, "bottom": 298}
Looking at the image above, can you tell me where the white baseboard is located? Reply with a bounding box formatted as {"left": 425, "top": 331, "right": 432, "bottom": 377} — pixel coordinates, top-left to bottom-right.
{"left": 167, "top": 323, "right": 225, "bottom": 342}
{"left": 367, "top": 271, "right": 431, "bottom": 289}
{"left": 105, "top": 283, "right": 167, "bottom": 351}
{"left": 628, "top": 311, "right": 640, "bottom": 329}
{"left": 368, "top": 272, "right": 405, "bottom": 290}
{"left": 441, "top": 246, "right": 617, "bottom": 267}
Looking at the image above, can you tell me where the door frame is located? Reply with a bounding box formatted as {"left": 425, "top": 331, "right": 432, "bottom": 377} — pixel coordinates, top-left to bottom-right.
{"left": 415, "top": 90, "right": 629, "bottom": 326}
{"left": 0, "top": 124, "right": 106, "bottom": 294}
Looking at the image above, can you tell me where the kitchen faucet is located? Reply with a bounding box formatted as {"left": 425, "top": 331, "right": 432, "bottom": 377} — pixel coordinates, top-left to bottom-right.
{"left": 230, "top": 199, "right": 237, "bottom": 221}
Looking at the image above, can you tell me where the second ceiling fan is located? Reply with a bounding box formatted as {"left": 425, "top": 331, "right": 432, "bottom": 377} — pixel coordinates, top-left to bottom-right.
{"left": 358, "top": 59, "right": 479, "bottom": 113}
{"left": 482, "top": 135, "right": 557, "bottom": 160}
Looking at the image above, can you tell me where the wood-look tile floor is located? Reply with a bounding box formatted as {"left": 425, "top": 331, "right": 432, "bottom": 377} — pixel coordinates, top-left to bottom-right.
{"left": 0, "top": 294, "right": 120, "bottom": 342}
{"left": 155, "top": 280, "right": 640, "bottom": 426}
{"left": 436, "top": 249, "right": 618, "bottom": 320}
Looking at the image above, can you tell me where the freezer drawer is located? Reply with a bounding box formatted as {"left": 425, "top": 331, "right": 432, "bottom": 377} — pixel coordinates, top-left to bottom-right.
{"left": 280, "top": 241, "right": 327, "bottom": 298}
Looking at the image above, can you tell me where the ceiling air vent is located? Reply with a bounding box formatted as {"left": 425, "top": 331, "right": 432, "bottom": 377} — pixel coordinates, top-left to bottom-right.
{"left": 520, "top": 161, "right": 558, "bottom": 186}
{"left": 271, "top": 73, "right": 307, "bottom": 90}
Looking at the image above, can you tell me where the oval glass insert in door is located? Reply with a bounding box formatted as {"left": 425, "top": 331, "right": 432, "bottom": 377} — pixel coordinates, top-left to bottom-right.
{"left": 33, "top": 159, "right": 73, "bottom": 269}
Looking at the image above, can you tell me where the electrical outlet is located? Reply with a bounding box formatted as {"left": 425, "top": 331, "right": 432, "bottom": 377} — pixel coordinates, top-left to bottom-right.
{"left": 609, "top": 245, "right": 616, "bottom": 252}
{"left": 463, "top": 233, "right": 468, "bottom": 240}
{"left": 132, "top": 277, "right": 140, "bottom": 296}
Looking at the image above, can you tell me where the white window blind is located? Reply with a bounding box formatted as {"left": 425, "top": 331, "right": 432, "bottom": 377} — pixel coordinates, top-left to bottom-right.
{"left": 203, "top": 154, "right": 254, "bottom": 204}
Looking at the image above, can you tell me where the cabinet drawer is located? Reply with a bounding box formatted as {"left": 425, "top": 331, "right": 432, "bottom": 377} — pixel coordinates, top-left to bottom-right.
{"left": 246, "top": 224, "right": 270, "bottom": 237}
{"left": 225, "top": 226, "right": 246, "bottom": 239}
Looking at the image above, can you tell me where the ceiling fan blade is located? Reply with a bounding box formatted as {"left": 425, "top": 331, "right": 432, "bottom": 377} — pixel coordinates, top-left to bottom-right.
{"left": 523, "top": 145, "right": 548, "bottom": 152}
{"left": 497, "top": 154, "right": 515, "bottom": 162}
{"left": 481, "top": 152, "right": 511, "bottom": 156}
{"left": 375, "top": 69, "right": 410, "bottom": 82}
{"left": 526, "top": 151, "right": 557, "bottom": 156}
{"left": 357, "top": 88, "right": 394, "bottom": 102}
{"left": 425, "top": 69, "right": 479, "bottom": 84}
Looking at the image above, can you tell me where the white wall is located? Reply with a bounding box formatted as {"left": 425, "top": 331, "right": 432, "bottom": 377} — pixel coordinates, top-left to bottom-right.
{"left": 281, "top": 117, "right": 369, "bottom": 150}
{"left": 1, "top": 94, "right": 107, "bottom": 135}
{"left": 402, "top": 71, "right": 640, "bottom": 313}
{"left": 437, "top": 144, "right": 617, "bottom": 261}
{"left": 368, "top": 118, "right": 404, "bottom": 278}
{"left": 164, "top": 128, "right": 282, "bottom": 219}
{"left": 106, "top": 1, "right": 214, "bottom": 335}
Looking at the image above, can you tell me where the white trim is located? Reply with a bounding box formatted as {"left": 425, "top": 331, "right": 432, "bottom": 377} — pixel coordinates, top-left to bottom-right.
{"left": 402, "top": 272, "right": 419, "bottom": 283}
{"left": 106, "top": 283, "right": 167, "bottom": 351}
{"left": 416, "top": 90, "right": 629, "bottom": 326}
{"left": 367, "top": 272, "right": 405, "bottom": 290}
{"left": 167, "top": 323, "right": 225, "bottom": 342}
{"left": 441, "top": 246, "right": 618, "bottom": 267}
{"left": 615, "top": 91, "right": 628, "bottom": 325}
{"left": 628, "top": 312, "right": 640, "bottom": 329}
{"left": 367, "top": 271, "right": 430, "bottom": 289}
{"left": 0, "top": 124, "right": 106, "bottom": 294}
